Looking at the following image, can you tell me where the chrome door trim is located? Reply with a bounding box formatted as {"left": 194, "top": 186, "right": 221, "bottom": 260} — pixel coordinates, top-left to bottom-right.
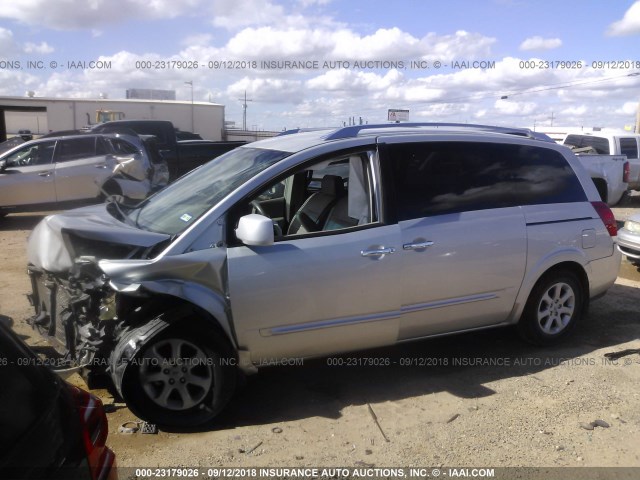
{"left": 401, "top": 292, "right": 499, "bottom": 314}
{"left": 260, "top": 309, "right": 401, "bottom": 337}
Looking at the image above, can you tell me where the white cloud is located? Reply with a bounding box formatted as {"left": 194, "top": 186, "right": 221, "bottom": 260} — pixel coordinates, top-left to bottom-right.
{"left": 298, "top": 0, "right": 332, "bottom": 7}
{"left": 222, "top": 27, "right": 495, "bottom": 62}
{"left": 306, "top": 69, "right": 403, "bottom": 94}
{"left": 23, "top": 42, "right": 54, "bottom": 54}
{"left": 560, "top": 105, "right": 588, "bottom": 116}
{"left": 212, "top": 0, "right": 285, "bottom": 29}
{"left": 0, "top": 28, "right": 55, "bottom": 56}
{"left": 419, "top": 31, "right": 496, "bottom": 60}
{"left": 182, "top": 34, "right": 214, "bottom": 47}
{"left": 226, "top": 77, "right": 305, "bottom": 103}
{"left": 0, "top": 28, "right": 17, "bottom": 56}
{"left": 607, "top": 1, "right": 640, "bottom": 36}
{"left": 0, "top": 0, "right": 203, "bottom": 29}
{"left": 494, "top": 99, "right": 538, "bottom": 116}
{"left": 519, "top": 36, "right": 562, "bottom": 51}
{"left": 226, "top": 27, "right": 334, "bottom": 58}
{"left": 414, "top": 103, "right": 471, "bottom": 119}
{"left": 617, "top": 101, "right": 639, "bottom": 115}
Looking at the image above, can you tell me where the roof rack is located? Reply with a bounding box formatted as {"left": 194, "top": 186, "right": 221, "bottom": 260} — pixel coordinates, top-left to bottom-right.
{"left": 322, "top": 123, "right": 553, "bottom": 142}
{"left": 277, "top": 127, "right": 333, "bottom": 136}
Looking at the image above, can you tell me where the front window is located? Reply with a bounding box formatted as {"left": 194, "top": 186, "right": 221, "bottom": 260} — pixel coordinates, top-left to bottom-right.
{"left": 3, "top": 141, "right": 56, "bottom": 167}
{"left": 127, "top": 147, "right": 290, "bottom": 235}
{"left": 228, "top": 150, "right": 376, "bottom": 243}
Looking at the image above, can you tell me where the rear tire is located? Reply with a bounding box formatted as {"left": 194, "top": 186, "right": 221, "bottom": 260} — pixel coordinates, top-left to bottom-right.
{"left": 517, "top": 270, "right": 584, "bottom": 346}
{"left": 121, "top": 324, "right": 237, "bottom": 428}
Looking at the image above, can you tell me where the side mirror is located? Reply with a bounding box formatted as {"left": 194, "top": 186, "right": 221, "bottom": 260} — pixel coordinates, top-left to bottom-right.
{"left": 0, "top": 159, "right": 6, "bottom": 172}
{"left": 235, "top": 214, "right": 274, "bottom": 246}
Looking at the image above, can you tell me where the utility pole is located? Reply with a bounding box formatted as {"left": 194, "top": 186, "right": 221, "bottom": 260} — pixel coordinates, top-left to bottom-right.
{"left": 549, "top": 111, "right": 555, "bottom": 126}
{"left": 184, "top": 81, "right": 194, "bottom": 132}
{"left": 238, "top": 91, "right": 253, "bottom": 130}
{"left": 636, "top": 100, "right": 640, "bottom": 133}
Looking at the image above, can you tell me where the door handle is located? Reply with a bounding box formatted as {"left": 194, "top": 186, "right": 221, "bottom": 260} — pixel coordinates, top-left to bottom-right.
{"left": 38, "top": 172, "right": 52, "bottom": 177}
{"left": 95, "top": 164, "right": 108, "bottom": 169}
{"left": 361, "top": 247, "right": 396, "bottom": 257}
{"left": 403, "top": 241, "right": 434, "bottom": 251}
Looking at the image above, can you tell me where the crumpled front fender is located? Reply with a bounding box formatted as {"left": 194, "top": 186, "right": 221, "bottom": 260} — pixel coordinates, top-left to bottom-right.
{"left": 109, "top": 277, "right": 235, "bottom": 349}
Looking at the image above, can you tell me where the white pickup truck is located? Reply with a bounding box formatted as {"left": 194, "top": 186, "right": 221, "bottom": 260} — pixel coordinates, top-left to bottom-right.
{"left": 561, "top": 130, "right": 639, "bottom": 206}
{"left": 565, "top": 146, "right": 629, "bottom": 206}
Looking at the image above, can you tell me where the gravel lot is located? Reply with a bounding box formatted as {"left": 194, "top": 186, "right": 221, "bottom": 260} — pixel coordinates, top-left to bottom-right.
{"left": 1, "top": 196, "right": 639, "bottom": 473}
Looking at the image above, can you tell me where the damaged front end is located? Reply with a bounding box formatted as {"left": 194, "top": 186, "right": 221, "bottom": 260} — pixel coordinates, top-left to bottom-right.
{"left": 27, "top": 260, "right": 118, "bottom": 370}
{"left": 25, "top": 205, "right": 171, "bottom": 372}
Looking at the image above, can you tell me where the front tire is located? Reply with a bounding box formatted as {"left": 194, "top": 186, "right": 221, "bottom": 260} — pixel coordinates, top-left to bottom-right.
{"left": 121, "top": 326, "right": 237, "bottom": 427}
{"left": 517, "top": 271, "right": 585, "bottom": 346}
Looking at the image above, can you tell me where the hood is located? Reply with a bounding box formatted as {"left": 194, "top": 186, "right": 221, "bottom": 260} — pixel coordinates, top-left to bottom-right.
{"left": 27, "top": 203, "right": 171, "bottom": 272}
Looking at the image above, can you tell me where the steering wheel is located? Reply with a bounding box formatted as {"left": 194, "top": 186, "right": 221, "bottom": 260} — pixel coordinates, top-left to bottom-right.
{"left": 250, "top": 200, "right": 283, "bottom": 237}
{"left": 250, "top": 200, "right": 268, "bottom": 216}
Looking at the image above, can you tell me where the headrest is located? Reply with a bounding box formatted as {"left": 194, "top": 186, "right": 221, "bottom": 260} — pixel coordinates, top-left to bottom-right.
{"left": 320, "top": 175, "right": 344, "bottom": 196}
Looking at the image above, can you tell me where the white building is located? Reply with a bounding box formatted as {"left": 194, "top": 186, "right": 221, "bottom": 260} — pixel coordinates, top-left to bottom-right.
{"left": 0, "top": 96, "right": 225, "bottom": 141}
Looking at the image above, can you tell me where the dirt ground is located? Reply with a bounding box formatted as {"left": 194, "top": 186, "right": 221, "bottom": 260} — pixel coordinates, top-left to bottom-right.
{"left": 1, "top": 198, "right": 639, "bottom": 472}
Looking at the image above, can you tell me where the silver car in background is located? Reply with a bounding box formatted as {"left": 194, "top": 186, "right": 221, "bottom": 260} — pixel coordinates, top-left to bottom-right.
{"left": 617, "top": 213, "right": 640, "bottom": 265}
{"left": 0, "top": 133, "right": 168, "bottom": 217}
{"left": 23, "top": 123, "right": 621, "bottom": 427}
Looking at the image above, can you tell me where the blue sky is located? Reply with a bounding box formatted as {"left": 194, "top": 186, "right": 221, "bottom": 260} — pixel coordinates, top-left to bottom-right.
{"left": 1, "top": 0, "right": 639, "bottom": 131}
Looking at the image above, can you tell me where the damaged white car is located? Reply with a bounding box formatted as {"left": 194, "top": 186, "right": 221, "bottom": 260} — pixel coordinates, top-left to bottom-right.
{"left": 0, "top": 133, "right": 168, "bottom": 217}
{"left": 24, "top": 123, "right": 620, "bottom": 427}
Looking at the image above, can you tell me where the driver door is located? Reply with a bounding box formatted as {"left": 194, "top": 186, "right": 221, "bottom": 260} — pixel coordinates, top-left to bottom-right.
{"left": 0, "top": 141, "right": 56, "bottom": 207}
{"left": 227, "top": 151, "right": 402, "bottom": 363}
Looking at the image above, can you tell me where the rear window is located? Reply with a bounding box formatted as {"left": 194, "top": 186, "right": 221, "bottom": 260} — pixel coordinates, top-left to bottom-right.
{"left": 619, "top": 138, "right": 639, "bottom": 159}
{"left": 384, "top": 142, "right": 587, "bottom": 221}
{"left": 564, "top": 134, "right": 610, "bottom": 154}
{"left": 107, "top": 137, "right": 139, "bottom": 155}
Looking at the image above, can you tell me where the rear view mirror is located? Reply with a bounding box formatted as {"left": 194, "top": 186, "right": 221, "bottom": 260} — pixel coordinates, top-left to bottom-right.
{"left": 235, "top": 214, "right": 274, "bottom": 246}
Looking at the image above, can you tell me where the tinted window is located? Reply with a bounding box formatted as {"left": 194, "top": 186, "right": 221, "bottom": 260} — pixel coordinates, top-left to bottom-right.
{"left": 56, "top": 137, "right": 97, "bottom": 162}
{"left": 385, "top": 142, "right": 586, "bottom": 221}
{"left": 619, "top": 138, "right": 639, "bottom": 159}
{"left": 564, "top": 135, "right": 610, "bottom": 154}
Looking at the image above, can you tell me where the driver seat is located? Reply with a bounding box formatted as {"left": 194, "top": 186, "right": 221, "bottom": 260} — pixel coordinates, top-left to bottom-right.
{"left": 287, "top": 175, "right": 344, "bottom": 235}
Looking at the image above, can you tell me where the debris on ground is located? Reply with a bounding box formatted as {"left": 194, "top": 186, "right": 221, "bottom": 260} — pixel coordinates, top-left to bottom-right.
{"left": 604, "top": 349, "right": 640, "bottom": 360}
{"left": 367, "top": 403, "right": 390, "bottom": 443}
{"left": 446, "top": 413, "right": 460, "bottom": 424}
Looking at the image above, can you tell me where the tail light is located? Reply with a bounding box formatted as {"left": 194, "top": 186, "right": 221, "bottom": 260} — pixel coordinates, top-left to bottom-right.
{"left": 591, "top": 201, "right": 617, "bottom": 237}
{"left": 623, "top": 161, "right": 630, "bottom": 184}
{"left": 67, "top": 384, "right": 115, "bottom": 480}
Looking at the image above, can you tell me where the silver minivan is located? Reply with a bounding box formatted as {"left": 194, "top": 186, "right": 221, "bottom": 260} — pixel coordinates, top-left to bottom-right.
{"left": 24, "top": 124, "right": 621, "bottom": 426}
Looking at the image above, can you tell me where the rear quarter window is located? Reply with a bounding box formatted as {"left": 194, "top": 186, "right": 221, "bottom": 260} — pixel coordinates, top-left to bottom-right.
{"left": 384, "top": 142, "right": 587, "bottom": 221}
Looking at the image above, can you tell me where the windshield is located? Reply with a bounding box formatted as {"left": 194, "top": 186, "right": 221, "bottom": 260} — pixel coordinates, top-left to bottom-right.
{"left": 127, "top": 147, "right": 290, "bottom": 235}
